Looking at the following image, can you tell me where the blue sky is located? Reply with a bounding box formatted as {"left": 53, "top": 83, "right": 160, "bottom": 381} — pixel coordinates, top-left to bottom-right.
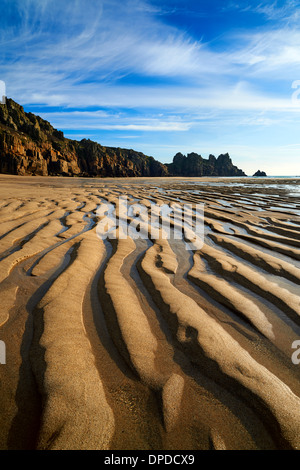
{"left": 1, "top": 0, "right": 300, "bottom": 175}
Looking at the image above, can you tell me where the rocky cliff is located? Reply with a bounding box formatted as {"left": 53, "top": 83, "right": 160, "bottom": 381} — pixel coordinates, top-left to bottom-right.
{"left": 166, "top": 152, "right": 246, "bottom": 177}
{"left": 0, "top": 98, "right": 247, "bottom": 178}
{"left": 0, "top": 99, "right": 168, "bottom": 177}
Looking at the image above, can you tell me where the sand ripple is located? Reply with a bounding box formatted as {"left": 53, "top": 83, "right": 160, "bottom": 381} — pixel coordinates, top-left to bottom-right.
{"left": 0, "top": 175, "right": 299, "bottom": 450}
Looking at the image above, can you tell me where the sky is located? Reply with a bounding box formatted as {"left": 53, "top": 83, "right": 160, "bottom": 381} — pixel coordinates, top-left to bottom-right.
{"left": 1, "top": 0, "right": 300, "bottom": 175}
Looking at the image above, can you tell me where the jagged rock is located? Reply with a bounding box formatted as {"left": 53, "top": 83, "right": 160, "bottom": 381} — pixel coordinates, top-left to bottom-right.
{"left": 166, "top": 152, "right": 246, "bottom": 177}
{"left": 0, "top": 98, "right": 247, "bottom": 178}
{"left": 253, "top": 170, "right": 267, "bottom": 177}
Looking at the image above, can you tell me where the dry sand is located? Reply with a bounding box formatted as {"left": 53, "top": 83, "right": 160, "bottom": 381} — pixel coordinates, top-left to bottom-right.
{"left": 0, "top": 174, "right": 299, "bottom": 450}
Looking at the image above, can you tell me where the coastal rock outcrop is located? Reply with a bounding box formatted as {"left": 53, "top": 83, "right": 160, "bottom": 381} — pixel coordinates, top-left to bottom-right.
{"left": 0, "top": 98, "right": 247, "bottom": 178}
{"left": 253, "top": 170, "right": 267, "bottom": 177}
{"left": 0, "top": 99, "right": 168, "bottom": 177}
{"left": 166, "top": 152, "right": 246, "bottom": 177}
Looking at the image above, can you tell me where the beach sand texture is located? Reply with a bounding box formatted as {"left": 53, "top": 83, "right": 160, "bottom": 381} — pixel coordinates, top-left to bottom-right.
{"left": 0, "top": 175, "right": 299, "bottom": 450}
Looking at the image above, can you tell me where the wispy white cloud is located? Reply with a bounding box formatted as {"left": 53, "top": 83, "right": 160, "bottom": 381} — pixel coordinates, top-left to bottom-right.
{"left": 3, "top": 0, "right": 300, "bottom": 108}
{"left": 224, "top": 0, "right": 300, "bottom": 23}
{"left": 227, "top": 28, "right": 300, "bottom": 77}
{"left": 22, "top": 81, "right": 296, "bottom": 112}
{"left": 37, "top": 110, "right": 192, "bottom": 131}
{"left": 83, "top": 123, "right": 191, "bottom": 131}
{"left": 2, "top": 0, "right": 300, "bottom": 173}
{"left": 251, "top": 0, "right": 300, "bottom": 22}
{"left": 1, "top": 0, "right": 205, "bottom": 82}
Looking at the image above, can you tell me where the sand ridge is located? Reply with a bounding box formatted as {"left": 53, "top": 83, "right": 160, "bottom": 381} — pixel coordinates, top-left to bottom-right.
{"left": 0, "top": 175, "right": 299, "bottom": 450}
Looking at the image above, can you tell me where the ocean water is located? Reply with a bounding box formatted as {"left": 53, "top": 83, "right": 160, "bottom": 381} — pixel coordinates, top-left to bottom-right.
{"left": 163, "top": 176, "right": 300, "bottom": 198}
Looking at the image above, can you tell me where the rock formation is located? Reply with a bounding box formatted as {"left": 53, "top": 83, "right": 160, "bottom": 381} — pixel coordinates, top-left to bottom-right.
{"left": 0, "top": 98, "right": 247, "bottom": 178}
{"left": 253, "top": 170, "right": 267, "bottom": 177}
{"left": 166, "top": 152, "right": 246, "bottom": 177}
{"left": 0, "top": 99, "right": 168, "bottom": 177}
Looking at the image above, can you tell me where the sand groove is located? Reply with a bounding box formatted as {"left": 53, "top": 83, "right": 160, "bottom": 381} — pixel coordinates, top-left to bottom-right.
{"left": 30, "top": 232, "right": 115, "bottom": 450}
{"left": 0, "top": 175, "right": 299, "bottom": 450}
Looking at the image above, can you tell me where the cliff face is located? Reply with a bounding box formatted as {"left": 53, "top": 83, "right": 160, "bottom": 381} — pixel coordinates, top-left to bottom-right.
{"left": 166, "top": 152, "right": 246, "bottom": 177}
{"left": 0, "top": 98, "right": 247, "bottom": 178}
{"left": 0, "top": 99, "right": 168, "bottom": 177}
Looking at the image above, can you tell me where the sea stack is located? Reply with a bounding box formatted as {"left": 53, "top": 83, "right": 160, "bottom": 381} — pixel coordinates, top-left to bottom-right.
{"left": 253, "top": 170, "right": 267, "bottom": 177}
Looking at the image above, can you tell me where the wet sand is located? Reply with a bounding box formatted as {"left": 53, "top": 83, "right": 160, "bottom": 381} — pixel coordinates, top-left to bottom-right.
{"left": 0, "top": 174, "right": 299, "bottom": 450}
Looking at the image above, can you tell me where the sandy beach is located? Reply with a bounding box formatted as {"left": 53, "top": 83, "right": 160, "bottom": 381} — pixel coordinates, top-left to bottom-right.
{"left": 0, "top": 174, "right": 299, "bottom": 450}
